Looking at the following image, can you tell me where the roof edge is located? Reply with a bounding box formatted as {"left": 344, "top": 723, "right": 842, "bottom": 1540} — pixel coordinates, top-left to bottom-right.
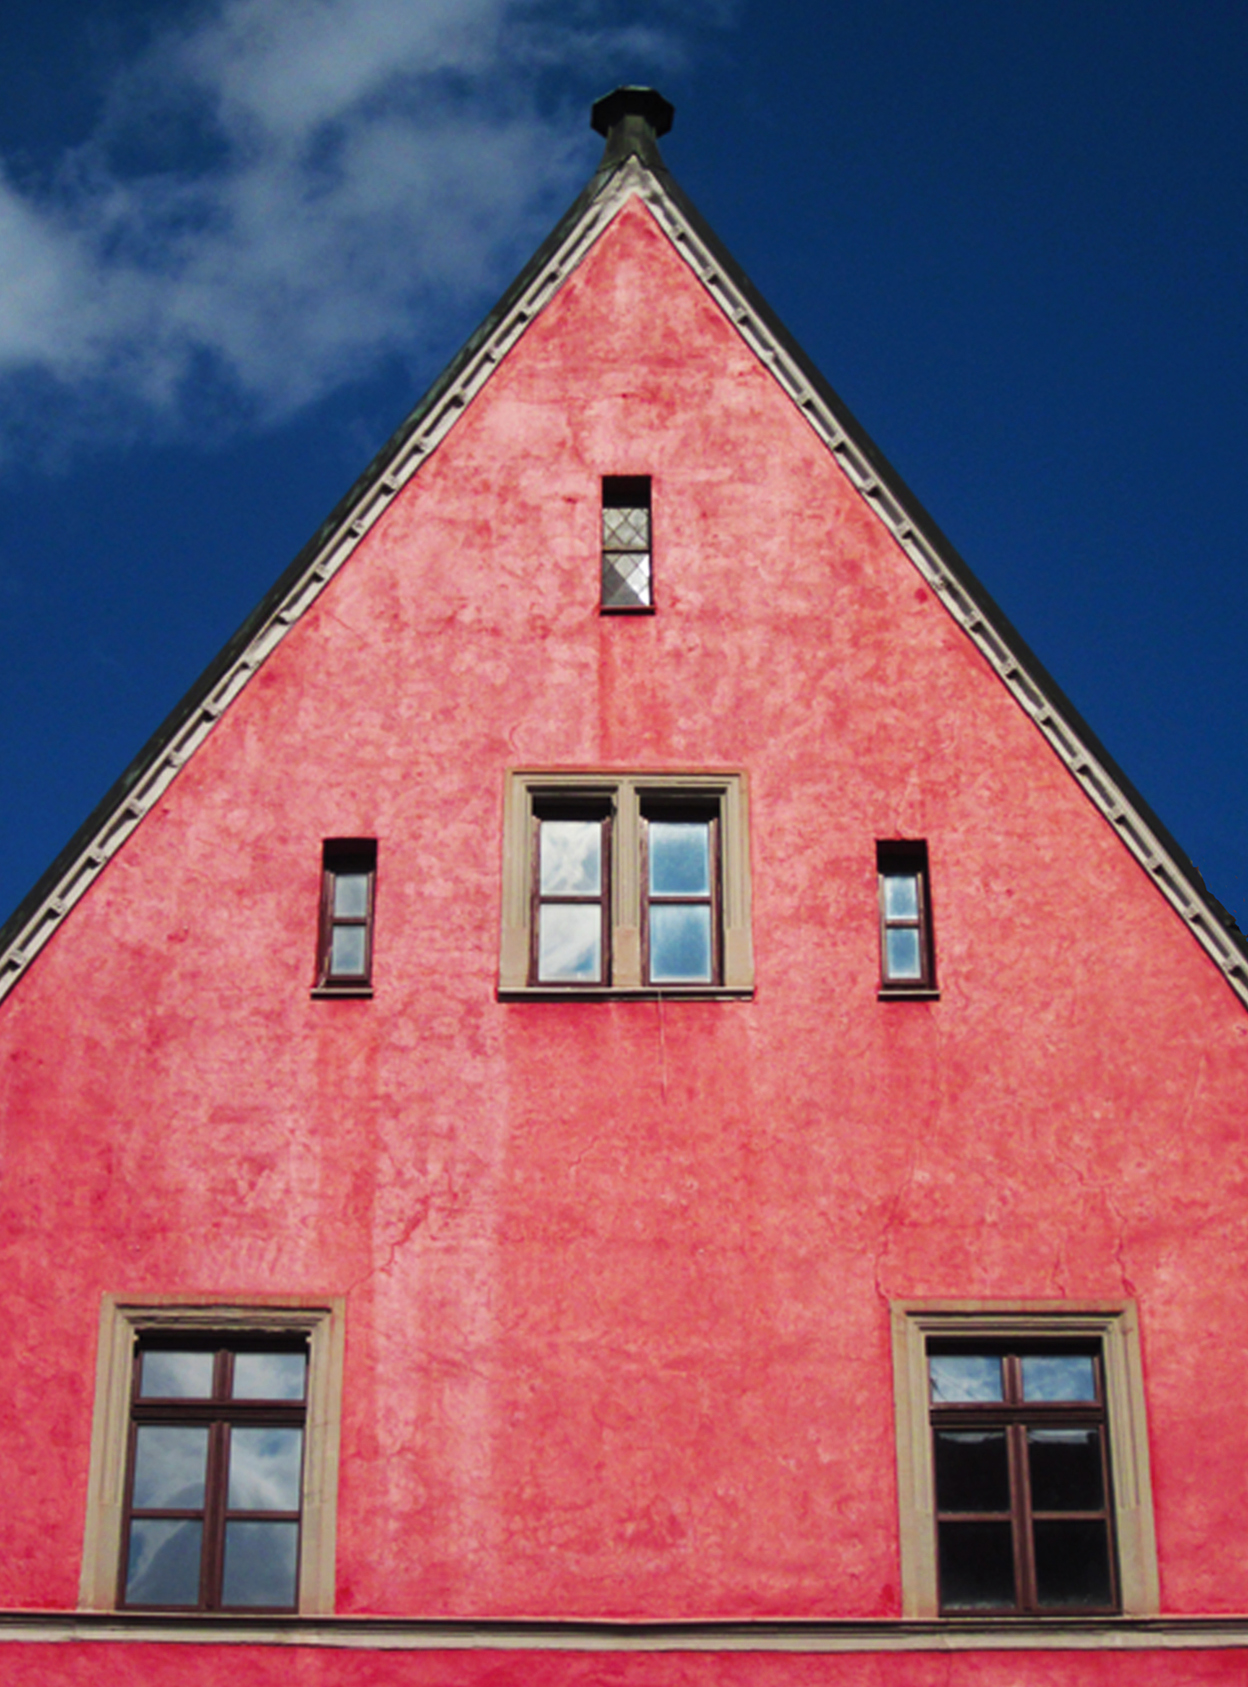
{"left": 2, "top": 143, "right": 1244, "bottom": 1011}
{"left": 0, "top": 152, "right": 643, "bottom": 996}
{"left": 628, "top": 167, "right": 1248, "bottom": 1002}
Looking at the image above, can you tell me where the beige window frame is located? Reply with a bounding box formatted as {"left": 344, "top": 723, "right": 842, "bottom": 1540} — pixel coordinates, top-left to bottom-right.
{"left": 79, "top": 1296, "right": 344, "bottom": 1614}
{"left": 499, "top": 771, "right": 753, "bottom": 997}
{"left": 891, "top": 1301, "right": 1158, "bottom": 1619}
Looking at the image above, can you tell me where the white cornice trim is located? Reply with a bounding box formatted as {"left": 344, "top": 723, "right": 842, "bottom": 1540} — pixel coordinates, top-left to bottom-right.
{"left": 3, "top": 1612, "right": 1248, "bottom": 1653}
{"left": 1, "top": 155, "right": 1243, "bottom": 1010}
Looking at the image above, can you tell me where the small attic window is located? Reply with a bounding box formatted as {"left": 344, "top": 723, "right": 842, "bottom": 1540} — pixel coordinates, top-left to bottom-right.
{"left": 315, "top": 840, "right": 377, "bottom": 995}
{"left": 878, "top": 840, "right": 936, "bottom": 995}
{"left": 601, "top": 476, "right": 653, "bottom": 612}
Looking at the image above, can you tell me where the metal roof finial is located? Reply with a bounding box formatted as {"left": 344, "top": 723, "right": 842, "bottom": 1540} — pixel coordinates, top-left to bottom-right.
{"left": 591, "top": 86, "right": 674, "bottom": 170}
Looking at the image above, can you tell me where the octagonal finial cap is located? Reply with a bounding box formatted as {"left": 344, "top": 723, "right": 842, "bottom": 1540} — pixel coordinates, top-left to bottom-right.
{"left": 591, "top": 86, "right": 674, "bottom": 169}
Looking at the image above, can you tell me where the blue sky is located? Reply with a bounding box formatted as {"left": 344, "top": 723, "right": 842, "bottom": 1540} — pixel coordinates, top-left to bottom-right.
{"left": 1, "top": 1, "right": 1245, "bottom": 930}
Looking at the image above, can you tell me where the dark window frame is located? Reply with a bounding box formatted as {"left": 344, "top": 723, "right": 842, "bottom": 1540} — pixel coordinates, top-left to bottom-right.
{"left": 600, "top": 475, "right": 654, "bottom": 614}
{"left": 877, "top": 839, "right": 936, "bottom": 995}
{"left": 119, "top": 1336, "right": 309, "bottom": 1614}
{"left": 928, "top": 1339, "right": 1118, "bottom": 1616}
{"left": 890, "top": 1302, "right": 1159, "bottom": 1622}
{"left": 640, "top": 798, "right": 722, "bottom": 988}
{"left": 315, "top": 839, "right": 377, "bottom": 994}
{"left": 529, "top": 797, "right": 614, "bottom": 988}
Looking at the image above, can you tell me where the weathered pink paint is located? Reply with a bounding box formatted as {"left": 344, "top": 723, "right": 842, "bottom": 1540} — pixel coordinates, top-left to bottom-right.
{"left": 2, "top": 190, "right": 1247, "bottom": 1680}
{"left": 1, "top": 1648, "right": 1248, "bottom": 1685}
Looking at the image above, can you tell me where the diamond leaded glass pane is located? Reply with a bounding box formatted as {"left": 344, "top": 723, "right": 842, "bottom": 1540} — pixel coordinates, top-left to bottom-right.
{"left": 602, "top": 552, "right": 652, "bottom": 609}
{"left": 603, "top": 506, "right": 650, "bottom": 549}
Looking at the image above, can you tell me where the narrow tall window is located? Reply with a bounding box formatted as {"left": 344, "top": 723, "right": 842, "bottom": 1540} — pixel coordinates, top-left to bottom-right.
{"left": 642, "top": 801, "right": 719, "bottom": 985}
{"left": 878, "top": 840, "right": 934, "bottom": 991}
{"left": 531, "top": 800, "right": 612, "bottom": 985}
{"left": 601, "top": 476, "right": 652, "bottom": 611}
{"left": 121, "top": 1337, "right": 309, "bottom": 1612}
{"left": 317, "top": 840, "right": 376, "bottom": 991}
{"left": 928, "top": 1342, "right": 1116, "bottom": 1613}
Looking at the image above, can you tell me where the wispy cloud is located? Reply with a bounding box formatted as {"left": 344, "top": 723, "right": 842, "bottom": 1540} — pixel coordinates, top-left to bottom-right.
{"left": 0, "top": 0, "right": 704, "bottom": 456}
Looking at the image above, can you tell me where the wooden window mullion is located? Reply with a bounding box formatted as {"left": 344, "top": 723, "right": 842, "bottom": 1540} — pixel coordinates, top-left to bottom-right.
{"left": 640, "top": 817, "right": 651, "bottom": 978}
{"left": 201, "top": 1417, "right": 228, "bottom": 1612}
{"left": 601, "top": 812, "right": 613, "bottom": 983}
{"left": 1009, "top": 1419, "right": 1037, "bottom": 1612}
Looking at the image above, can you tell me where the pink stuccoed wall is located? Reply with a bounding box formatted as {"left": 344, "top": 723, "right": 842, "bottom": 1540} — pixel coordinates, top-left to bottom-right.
{"left": 2, "top": 1645, "right": 1248, "bottom": 1685}
{"left": 2, "top": 196, "right": 1247, "bottom": 1661}
{"left": 7, "top": 1646, "right": 1248, "bottom": 1687}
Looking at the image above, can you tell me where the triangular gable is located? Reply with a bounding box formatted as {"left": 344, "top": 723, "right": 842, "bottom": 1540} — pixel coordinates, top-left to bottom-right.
{"left": 2, "top": 94, "right": 1244, "bottom": 1008}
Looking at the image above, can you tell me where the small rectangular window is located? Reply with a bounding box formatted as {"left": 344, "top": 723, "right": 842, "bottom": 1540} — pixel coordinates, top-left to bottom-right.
{"left": 317, "top": 840, "right": 376, "bottom": 992}
{"left": 878, "top": 840, "right": 935, "bottom": 992}
{"left": 601, "top": 476, "right": 653, "bottom": 612}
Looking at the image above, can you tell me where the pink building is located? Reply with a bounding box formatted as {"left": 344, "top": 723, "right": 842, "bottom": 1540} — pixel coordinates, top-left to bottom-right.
{"left": 2, "top": 87, "right": 1247, "bottom": 1684}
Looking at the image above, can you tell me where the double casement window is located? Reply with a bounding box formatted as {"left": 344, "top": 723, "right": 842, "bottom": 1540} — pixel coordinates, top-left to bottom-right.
{"left": 79, "top": 1300, "right": 344, "bottom": 1616}
{"left": 891, "top": 1304, "right": 1159, "bottom": 1620}
{"left": 501, "top": 773, "right": 752, "bottom": 996}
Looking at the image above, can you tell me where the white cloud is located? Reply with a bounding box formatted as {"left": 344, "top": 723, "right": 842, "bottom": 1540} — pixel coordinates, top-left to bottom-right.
{"left": 0, "top": 0, "right": 701, "bottom": 452}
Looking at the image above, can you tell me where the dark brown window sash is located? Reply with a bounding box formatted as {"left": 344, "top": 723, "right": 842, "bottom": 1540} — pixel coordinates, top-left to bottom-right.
{"left": 929, "top": 1347, "right": 1118, "bottom": 1616}
{"left": 601, "top": 475, "right": 654, "bottom": 613}
{"left": 120, "top": 1341, "right": 307, "bottom": 1615}
{"left": 317, "top": 840, "right": 377, "bottom": 990}
{"left": 640, "top": 808, "right": 721, "bottom": 987}
{"left": 528, "top": 807, "right": 613, "bottom": 987}
{"left": 877, "top": 840, "right": 935, "bottom": 991}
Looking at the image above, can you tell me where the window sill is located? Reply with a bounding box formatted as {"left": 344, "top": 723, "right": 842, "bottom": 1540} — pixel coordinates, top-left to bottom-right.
{"left": 310, "top": 984, "right": 374, "bottom": 999}
{"left": 499, "top": 986, "right": 754, "bottom": 1002}
{"left": 878, "top": 986, "right": 940, "bottom": 1001}
{"left": 599, "top": 604, "right": 656, "bottom": 616}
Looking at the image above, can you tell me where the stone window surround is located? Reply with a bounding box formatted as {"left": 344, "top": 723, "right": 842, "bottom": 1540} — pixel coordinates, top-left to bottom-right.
{"left": 79, "top": 1295, "right": 344, "bottom": 1615}
{"left": 890, "top": 1299, "right": 1159, "bottom": 1620}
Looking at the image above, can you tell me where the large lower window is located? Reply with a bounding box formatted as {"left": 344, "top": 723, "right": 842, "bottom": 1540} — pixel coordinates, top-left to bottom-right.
{"left": 501, "top": 773, "right": 752, "bottom": 997}
{"left": 891, "top": 1303, "right": 1158, "bottom": 1620}
{"left": 79, "top": 1299, "right": 343, "bottom": 1616}
{"left": 122, "top": 1338, "right": 308, "bottom": 1610}
{"left": 928, "top": 1342, "right": 1115, "bottom": 1612}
